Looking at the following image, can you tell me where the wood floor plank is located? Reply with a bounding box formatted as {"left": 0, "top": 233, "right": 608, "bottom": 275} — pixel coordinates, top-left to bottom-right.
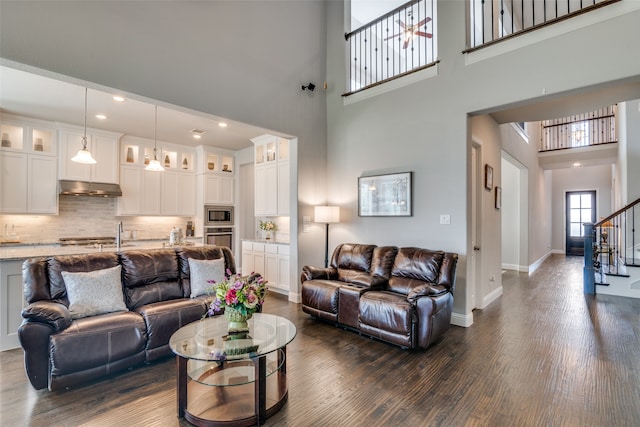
{"left": 1, "top": 254, "right": 639, "bottom": 426}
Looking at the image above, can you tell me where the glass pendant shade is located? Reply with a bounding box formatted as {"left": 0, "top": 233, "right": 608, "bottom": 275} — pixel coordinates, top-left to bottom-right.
{"left": 146, "top": 155, "right": 165, "bottom": 171}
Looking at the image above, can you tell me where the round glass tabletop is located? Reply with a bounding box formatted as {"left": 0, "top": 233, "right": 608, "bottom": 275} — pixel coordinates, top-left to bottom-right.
{"left": 169, "top": 313, "right": 296, "bottom": 362}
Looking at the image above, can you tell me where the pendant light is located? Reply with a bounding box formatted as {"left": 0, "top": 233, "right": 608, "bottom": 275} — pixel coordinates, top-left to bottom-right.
{"left": 71, "top": 87, "right": 97, "bottom": 164}
{"left": 145, "top": 105, "right": 164, "bottom": 171}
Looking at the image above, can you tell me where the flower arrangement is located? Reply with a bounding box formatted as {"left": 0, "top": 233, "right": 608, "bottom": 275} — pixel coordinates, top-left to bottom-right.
{"left": 206, "top": 269, "right": 267, "bottom": 318}
{"left": 259, "top": 220, "right": 277, "bottom": 232}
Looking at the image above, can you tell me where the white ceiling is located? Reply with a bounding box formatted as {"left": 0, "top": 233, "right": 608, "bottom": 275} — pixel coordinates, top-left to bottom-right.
{"left": 0, "top": 64, "right": 275, "bottom": 151}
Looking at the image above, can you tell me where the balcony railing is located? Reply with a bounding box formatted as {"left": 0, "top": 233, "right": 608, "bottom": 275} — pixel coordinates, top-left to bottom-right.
{"left": 344, "top": 0, "right": 437, "bottom": 96}
{"left": 539, "top": 105, "right": 617, "bottom": 152}
{"left": 466, "top": 0, "right": 620, "bottom": 51}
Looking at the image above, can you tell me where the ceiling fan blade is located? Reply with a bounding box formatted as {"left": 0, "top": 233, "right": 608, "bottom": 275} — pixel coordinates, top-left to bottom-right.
{"left": 396, "top": 19, "right": 407, "bottom": 30}
{"left": 403, "top": 39, "right": 410, "bottom": 49}
{"left": 417, "top": 17, "right": 432, "bottom": 27}
{"left": 384, "top": 33, "right": 403, "bottom": 41}
{"left": 415, "top": 31, "right": 433, "bottom": 38}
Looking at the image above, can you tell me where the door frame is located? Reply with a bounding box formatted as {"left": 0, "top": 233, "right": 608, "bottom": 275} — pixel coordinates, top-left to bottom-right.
{"left": 565, "top": 190, "right": 596, "bottom": 256}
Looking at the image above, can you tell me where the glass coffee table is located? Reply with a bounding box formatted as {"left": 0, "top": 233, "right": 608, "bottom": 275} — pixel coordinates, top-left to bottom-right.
{"left": 169, "top": 313, "right": 297, "bottom": 427}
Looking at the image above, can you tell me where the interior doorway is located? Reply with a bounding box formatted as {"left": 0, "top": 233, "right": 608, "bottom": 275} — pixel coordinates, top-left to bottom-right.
{"left": 501, "top": 152, "right": 529, "bottom": 271}
{"left": 565, "top": 190, "right": 596, "bottom": 256}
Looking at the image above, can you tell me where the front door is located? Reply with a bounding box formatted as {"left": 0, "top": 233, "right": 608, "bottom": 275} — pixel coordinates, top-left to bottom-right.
{"left": 566, "top": 191, "right": 596, "bottom": 256}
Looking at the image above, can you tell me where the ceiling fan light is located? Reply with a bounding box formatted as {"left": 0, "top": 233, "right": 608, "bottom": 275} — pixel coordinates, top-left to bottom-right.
{"left": 71, "top": 147, "right": 97, "bottom": 164}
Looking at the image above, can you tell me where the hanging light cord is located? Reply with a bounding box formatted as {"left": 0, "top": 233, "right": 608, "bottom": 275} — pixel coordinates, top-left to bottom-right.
{"left": 153, "top": 105, "right": 158, "bottom": 159}
{"left": 82, "top": 88, "right": 88, "bottom": 150}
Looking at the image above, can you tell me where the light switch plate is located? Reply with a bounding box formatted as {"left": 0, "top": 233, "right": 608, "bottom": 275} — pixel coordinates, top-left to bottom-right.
{"left": 440, "top": 214, "right": 451, "bottom": 225}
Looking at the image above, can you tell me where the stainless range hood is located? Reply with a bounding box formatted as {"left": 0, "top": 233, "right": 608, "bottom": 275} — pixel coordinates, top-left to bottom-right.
{"left": 59, "top": 180, "right": 123, "bottom": 197}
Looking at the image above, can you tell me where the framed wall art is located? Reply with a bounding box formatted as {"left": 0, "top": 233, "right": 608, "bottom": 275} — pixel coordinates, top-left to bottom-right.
{"left": 485, "top": 164, "right": 493, "bottom": 190}
{"left": 358, "top": 172, "right": 412, "bottom": 217}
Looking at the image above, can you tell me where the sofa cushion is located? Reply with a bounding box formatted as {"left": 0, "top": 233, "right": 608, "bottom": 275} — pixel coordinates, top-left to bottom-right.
{"left": 301, "top": 279, "right": 341, "bottom": 320}
{"left": 119, "top": 249, "right": 183, "bottom": 309}
{"left": 61, "top": 266, "right": 127, "bottom": 319}
{"left": 188, "top": 258, "right": 225, "bottom": 298}
{"left": 177, "top": 246, "right": 236, "bottom": 298}
{"left": 359, "top": 291, "right": 414, "bottom": 348}
{"left": 388, "top": 248, "right": 445, "bottom": 295}
{"left": 49, "top": 311, "right": 147, "bottom": 376}
{"left": 334, "top": 243, "right": 376, "bottom": 285}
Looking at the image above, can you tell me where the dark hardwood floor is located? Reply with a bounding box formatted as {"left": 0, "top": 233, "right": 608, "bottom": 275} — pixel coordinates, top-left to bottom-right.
{"left": 2, "top": 254, "right": 640, "bottom": 426}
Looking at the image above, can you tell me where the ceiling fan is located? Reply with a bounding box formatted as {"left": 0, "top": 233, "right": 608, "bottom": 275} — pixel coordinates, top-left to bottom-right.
{"left": 385, "top": 17, "right": 432, "bottom": 49}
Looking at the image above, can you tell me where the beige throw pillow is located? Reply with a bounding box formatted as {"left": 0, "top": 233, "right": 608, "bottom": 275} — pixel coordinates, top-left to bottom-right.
{"left": 188, "top": 258, "right": 226, "bottom": 298}
{"left": 61, "top": 265, "right": 127, "bottom": 319}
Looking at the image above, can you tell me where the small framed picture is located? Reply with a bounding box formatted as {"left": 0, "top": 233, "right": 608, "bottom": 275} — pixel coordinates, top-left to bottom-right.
{"left": 485, "top": 164, "right": 493, "bottom": 190}
{"left": 495, "top": 186, "right": 502, "bottom": 210}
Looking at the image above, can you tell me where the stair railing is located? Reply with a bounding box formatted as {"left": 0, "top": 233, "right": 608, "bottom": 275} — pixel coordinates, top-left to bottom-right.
{"left": 585, "top": 197, "right": 640, "bottom": 293}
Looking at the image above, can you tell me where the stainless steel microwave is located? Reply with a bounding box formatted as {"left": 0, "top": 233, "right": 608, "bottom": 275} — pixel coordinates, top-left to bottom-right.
{"left": 204, "top": 205, "right": 234, "bottom": 226}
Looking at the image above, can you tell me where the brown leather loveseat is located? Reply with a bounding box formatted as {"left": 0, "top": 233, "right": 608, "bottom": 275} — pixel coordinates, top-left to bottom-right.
{"left": 19, "top": 246, "right": 233, "bottom": 391}
{"left": 301, "top": 243, "right": 458, "bottom": 350}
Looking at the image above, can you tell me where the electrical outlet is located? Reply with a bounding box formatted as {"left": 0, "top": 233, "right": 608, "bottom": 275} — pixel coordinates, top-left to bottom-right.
{"left": 440, "top": 215, "right": 451, "bottom": 225}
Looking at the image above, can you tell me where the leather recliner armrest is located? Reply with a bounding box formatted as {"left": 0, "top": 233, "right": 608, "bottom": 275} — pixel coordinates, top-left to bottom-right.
{"left": 300, "top": 265, "right": 337, "bottom": 283}
{"left": 407, "top": 283, "right": 449, "bottom": 303}
{"left": 21, "top": 300, "right": 72, "bottom": 333}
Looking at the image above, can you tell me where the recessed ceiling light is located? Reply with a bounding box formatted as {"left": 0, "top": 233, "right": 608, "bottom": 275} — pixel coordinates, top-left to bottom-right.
{"left": 96, "top": 114, "right": 107, "bottom": 120}
{"left": 573, "top": 162, "right": 582, "bottom": 168}
{"left": 193, "top": 134, "right": 202, "bottom": 139}
{"left": 112, "top": 96, "right": 126, "bottom": 102}
{"left": 218, "top": 122, "right": 228, "bottom": 128}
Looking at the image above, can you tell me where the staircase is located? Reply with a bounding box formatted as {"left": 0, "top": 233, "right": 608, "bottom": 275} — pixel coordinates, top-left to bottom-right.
{"left": 585, "top": 197, "right": 640, "bottom": 298}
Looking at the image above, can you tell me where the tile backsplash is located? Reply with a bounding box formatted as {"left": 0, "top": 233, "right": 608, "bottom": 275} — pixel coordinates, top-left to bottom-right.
{"left": 1, "top": 196, "right": 193, "bottom": 244}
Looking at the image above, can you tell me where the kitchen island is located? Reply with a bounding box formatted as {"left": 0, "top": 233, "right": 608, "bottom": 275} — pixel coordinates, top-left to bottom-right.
{"left": 0, "top": 239, "right": 204, "bottom": 351}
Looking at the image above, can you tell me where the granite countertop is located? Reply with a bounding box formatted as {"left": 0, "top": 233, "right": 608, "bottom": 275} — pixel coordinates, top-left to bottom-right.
{"left": 242, "top": 239, "right": 290, "bottom": 245}
{"left": 0, "top": 238, "right": 204, "bottom": 262}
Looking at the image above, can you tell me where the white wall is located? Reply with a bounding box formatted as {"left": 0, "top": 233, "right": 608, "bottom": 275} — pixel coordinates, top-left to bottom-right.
{"left": 501, "top": 156, "right": 520, "bottom": 270}
{"left": 550, "top": 165, "right": 613, "bottom": 253}
{"left": 326, "top": 0, "right": 640, "bottom": 319}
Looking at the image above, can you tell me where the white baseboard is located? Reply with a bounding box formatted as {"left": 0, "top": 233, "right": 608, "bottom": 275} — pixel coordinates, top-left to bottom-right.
{"left": 480, "top": 286, "right": 503, "bottom": 309}
{"left": 528, "top": 251, "right": 552, "bottom": 274}
{"left": 501, "top": 263, "right": 528, "bottom": 272}
{"left": 451, "top": 311, "right": 473, "bottom": 327}
{"left": 288, "top": 291, "right": 301, "bottom": 303}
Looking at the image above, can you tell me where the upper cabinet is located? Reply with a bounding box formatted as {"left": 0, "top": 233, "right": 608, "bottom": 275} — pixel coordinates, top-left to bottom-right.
{"left": 252, "top": 135, "right": 290, "bottom": 216}
{"left": 117, "top": 136, "right": 196, "bottom": 216}
{"left": 58, "top": 126, "right": 121, "bottom": 184}
{"left": 0, "top": 115, "right": 58, "bottom": 214}
{"left": 196, "top": 146, "right": 235, "bottom": 205}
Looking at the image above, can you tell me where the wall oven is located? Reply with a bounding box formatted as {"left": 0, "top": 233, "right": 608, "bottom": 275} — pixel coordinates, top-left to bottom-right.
{"left": 205, "top": 227, "right": 234, "bottom": 251}
{"left": 204, "top": 205, "right": 234, "bottom": 226}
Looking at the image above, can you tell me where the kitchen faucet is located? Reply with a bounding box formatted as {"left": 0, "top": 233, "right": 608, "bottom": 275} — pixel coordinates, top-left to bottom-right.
{"left": 116, "top": 221, "right": 123, "bottom": 250}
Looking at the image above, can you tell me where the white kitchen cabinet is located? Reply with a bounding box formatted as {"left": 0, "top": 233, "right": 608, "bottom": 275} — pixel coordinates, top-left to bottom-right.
{"left": 242, "top": 241, "right": 290, "bottom": 296}
{"left": 1, "top": 116, "right": 58, "bottom": 214}
{"left": 252, "top": 135, "right": 290, "bottom": 216}
{"left": 117, "top": 137, "right": 196, "bottom": 216}
{"left": 59, "top": 127, "right": 120, "bottom": 184}
{"left": 162, "top": 170, "right": 196, "bottom": 216}
{"left": 196, "top": 146, "right": 235, "bottom": 205}
{"left": 0, "top": 260, "right": 26, "bottom": 351}
{"left": 204, "top": 175, "right": 234, "bottom": 205}
{"left": 0, "top": 152, "right": 57, "bottom": 214}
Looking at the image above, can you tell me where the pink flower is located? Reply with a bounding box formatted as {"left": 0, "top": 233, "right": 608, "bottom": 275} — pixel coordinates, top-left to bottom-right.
{"left": 225, "top": 289, "right": 238, "bottom": 305}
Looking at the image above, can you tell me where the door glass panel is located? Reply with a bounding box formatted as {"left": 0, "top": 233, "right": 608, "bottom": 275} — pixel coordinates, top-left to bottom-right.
{"left": 581, "top": 194, "right": 592, "bottom": 207}
{"left": 570, "top": 210, "right": 581, "bottom": 222}
{"left": 570, "top": 223, "right": 582, "bottom": 237}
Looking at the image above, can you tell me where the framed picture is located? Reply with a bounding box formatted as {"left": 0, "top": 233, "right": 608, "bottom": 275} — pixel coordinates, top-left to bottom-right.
{"left": 358, "top": 172, "right": 412, "bottom": 217}
{"left": 485, "top": 164, "right": 493, "bottom": 190}
{"left": 495, "top": 186, "right": 502, "bottom": 210}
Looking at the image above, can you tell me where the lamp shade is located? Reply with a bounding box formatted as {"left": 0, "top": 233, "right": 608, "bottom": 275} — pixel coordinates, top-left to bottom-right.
{"left": 314, "top": 206, "right": 340, "bottom": 223}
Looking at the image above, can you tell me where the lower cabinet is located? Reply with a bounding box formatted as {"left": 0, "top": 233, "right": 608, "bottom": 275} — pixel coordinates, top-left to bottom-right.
{"left": 242, "top": 241, "right": 290, "bottom": 297}
{"left": 0, "top": 260, "right": 26, "bottom": 351}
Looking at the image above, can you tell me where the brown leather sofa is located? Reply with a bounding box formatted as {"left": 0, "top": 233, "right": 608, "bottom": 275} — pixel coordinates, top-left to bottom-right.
{"left": 301, "top": 243, "right": 458, "bottom": 350}
{"left": 19, "top": 246, "right": 233, "bottom": 391}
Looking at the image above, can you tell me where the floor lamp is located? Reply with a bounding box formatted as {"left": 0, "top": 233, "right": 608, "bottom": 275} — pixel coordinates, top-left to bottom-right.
{"left": 314, "top": 206, "right": 340, "bottom": 268}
